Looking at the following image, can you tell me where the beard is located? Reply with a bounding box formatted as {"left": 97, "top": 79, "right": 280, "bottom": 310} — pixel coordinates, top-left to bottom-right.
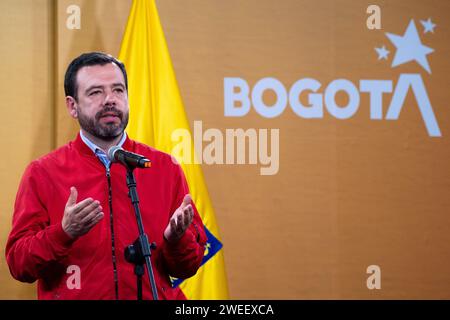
{"left": 77, "top": 106, "right": 129, "bottom": 141}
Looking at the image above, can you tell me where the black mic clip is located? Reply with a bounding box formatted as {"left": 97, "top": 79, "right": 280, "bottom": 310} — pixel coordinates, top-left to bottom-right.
{"left": 108, "top": 146, "right": 151, "bottom": 169}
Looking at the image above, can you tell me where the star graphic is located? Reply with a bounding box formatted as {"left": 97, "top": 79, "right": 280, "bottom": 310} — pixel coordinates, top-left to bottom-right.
{"left": 420, "top": 18, "right": 436, "bottom": 33}
{"left": 375, "top": 46, "right": 390, "bottom": 60}
{"left": 385, "top": 19, "right": 434, "bottom": 74}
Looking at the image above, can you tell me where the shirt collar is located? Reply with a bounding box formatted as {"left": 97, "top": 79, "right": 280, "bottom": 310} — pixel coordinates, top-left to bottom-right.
{"left": 79, "top": 130, "right": 127, "bottom": 155}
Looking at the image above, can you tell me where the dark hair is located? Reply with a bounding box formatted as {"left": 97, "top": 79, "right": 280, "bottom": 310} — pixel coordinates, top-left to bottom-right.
{"left": 64, "top": 52, "right": 128, "bottom": 100}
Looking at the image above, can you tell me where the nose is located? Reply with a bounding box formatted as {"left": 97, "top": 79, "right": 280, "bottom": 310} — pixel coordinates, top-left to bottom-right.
{"left": 103, "top": 90, "right": 117, "bottom": 107}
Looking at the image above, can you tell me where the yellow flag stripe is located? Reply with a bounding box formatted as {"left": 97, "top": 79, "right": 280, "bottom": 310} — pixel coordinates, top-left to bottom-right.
{"left": 118, "top": 0, "right": 229, "bottom": 299}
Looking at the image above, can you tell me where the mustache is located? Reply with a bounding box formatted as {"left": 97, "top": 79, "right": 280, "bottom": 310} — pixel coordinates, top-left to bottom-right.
{"left": 95, "top": 107, "right": 123, "bottom": 121}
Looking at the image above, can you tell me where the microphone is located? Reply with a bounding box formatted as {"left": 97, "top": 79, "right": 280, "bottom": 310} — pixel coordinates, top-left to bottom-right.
{"left": 108, "top": 146, "right": 151, "bottom": 169}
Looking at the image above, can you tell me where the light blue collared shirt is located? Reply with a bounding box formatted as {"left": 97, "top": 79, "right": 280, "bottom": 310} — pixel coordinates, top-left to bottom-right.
{"left": 80, "top": 130, "right": 127, "bottom": 168}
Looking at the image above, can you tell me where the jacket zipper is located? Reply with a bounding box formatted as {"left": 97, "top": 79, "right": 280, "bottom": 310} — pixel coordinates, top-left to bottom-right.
{"left": 106, "top": 167, "right": 119, "bottom": 300}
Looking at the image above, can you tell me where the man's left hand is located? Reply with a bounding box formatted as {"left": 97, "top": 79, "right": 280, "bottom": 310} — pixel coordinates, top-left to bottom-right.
{"left": 164, "top": 194, "right": 194, "bottom": 243}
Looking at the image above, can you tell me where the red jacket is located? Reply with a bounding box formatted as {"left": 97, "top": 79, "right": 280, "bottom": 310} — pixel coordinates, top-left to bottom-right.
{"left": 5, "top": 133, "right": 206, "bottom": 300}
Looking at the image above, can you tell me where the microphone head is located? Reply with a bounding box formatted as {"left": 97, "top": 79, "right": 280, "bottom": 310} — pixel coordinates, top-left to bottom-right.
{"left": 108, "top": 146, "right": 123, "bottom": 162}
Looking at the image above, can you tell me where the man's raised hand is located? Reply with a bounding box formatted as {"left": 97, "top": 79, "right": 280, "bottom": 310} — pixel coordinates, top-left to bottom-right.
{"left": 164, "top": 194, "right": 194, "bottom": 243}
{"left": 62, "top": 186, "right": 104, "bottom": 239}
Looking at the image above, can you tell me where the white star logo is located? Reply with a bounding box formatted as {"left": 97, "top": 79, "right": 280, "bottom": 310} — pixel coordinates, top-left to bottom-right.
{"left": 386, "top": 19, "right": 434, "bottom": 74}
{"left": 420, "top": 18, "right": 436, "bottom": 34}
{"left": 375, "top": 46, "right": 390, "bottom": 60}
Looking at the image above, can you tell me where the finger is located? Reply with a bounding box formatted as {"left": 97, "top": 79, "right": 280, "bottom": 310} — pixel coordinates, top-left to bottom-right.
{"left": 180, "top": 194, "right": 192, "bottom": 210}
{"left": 71, "top": 197, "right": 96, "bottom": 214}
{"left": 80, "top": 206, "right": 103, "bottom": 224}
{"left": 183, "top": 209, "right": 189, "bottom": 227}
{"left": 76, "top": 201, "right": 101, "bottom": 219}
{"left": 176, "top": 212, "right": 184, "bottom": 234}
{"left": 83, "top": 212, "right": 104, "bottom": 231}
{"left": 183, "top": 205, "right": 192, "bottom": 227}
{"left": 170, "top": 217, "right": 178, "bottom": 234}
{"left": 188, "top": 206, "right": 194, "bottom": 223}
{"left": 189, "top": 206, "right": 194, "bottom": 221}
{"left": 66, "top": 187, "right": 78, "bottom": 207}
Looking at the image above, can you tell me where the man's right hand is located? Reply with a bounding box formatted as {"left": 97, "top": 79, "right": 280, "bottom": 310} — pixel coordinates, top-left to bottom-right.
{"left": 62, "top": 187, "right": 104, "bottom": 239}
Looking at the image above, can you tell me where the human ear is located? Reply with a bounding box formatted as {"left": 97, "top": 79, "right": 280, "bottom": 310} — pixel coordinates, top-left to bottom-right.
{"left": 65, "top": 96, "right": 78, "bottom": 118}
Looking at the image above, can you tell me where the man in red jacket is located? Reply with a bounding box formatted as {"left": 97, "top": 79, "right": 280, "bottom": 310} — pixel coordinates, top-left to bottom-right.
{"left": 5, "top": 52, "right": 207, "bottom": 300}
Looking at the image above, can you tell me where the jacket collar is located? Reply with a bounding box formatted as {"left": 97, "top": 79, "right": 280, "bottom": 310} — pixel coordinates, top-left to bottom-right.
{"left": 73, "top": 132, "right": 133, "bottom": 157}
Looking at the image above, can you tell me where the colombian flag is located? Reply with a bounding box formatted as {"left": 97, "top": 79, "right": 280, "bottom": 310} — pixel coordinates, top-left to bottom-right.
{"left": 119, "top": 0, "right": 229, "bottom": 299}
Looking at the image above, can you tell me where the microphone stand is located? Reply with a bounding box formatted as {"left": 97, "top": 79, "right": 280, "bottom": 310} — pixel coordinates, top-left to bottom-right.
{"left": 123, "top": 166, "right": 158, "bottom": 300}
